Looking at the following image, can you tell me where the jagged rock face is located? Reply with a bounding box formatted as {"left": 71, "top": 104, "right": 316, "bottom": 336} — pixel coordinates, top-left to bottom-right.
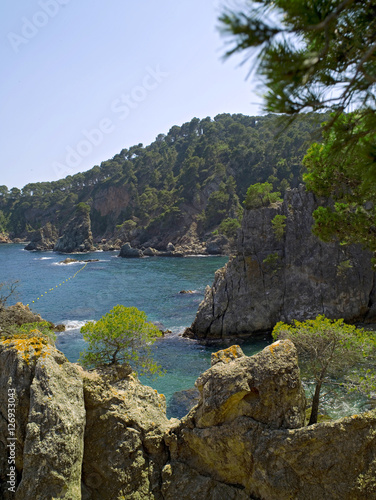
{"left": 193, "top": 341, "right": 306, "bottom": 430}
{"left": 81, "top": 367, "right": 170, "bottom": 500}
{"left": 187, "top": 186, "right": 376, "bottom": 339}
{"left": 24, "top": 222, "right": 58, "bottom": 251}
{"left": 0, "top": 337, "right": 375, "bottom": 499}
{"left": 0, "top": 302, "right": 44, "bottom": 329}
{"left": 0, "top": 338, "right": 170, "bottom": 500}
{"left": 0, "top": 339, "right": 85, "bottom": 500}
{"left": 54, "top": 210, "right": 94, "bottom": 253}
{"left": 163, "top": 341, "right": 376, "bottom": 500}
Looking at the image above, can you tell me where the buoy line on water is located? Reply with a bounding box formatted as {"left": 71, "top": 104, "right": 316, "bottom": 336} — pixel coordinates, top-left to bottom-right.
{"left": 26, "top": 262, "right": 88, "bottom": 307}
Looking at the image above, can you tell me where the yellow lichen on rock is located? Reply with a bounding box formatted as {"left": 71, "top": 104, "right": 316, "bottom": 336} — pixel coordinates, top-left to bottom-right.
{"left": 211, "top": 345, "right": 245, "bottom": 366}
{"left": 2, "top": 333, "right": 52, "bottom": 365}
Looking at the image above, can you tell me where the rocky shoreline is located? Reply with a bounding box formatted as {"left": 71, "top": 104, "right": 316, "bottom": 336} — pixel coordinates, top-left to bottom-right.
{"left": 185, "top": 186, "right": 376, "bottom": 340}
{"left": 1, "top": 336, "right": 375, "bottom": 499}
{"left": 3, "top": 216, "right": 231, "bottom": 256}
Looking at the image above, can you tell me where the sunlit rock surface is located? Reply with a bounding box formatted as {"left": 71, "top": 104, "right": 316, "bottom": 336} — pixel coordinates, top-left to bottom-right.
{"left": 1, "top": 337, "right": 375, "bottom": 499}
{"left": 186, "top": 186, "right": 376, "bottom": 340}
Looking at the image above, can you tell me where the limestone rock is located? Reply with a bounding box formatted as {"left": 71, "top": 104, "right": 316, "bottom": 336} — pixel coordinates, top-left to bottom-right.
{"left": 0, "top": 339, "right": 85, "bottom": 500}
{"left": 54, "top": 209, "right": 94, "bottom": 253}
{"left": 24, "top": 223, "right": 58, "bottom": 251}
{"left": 81, "top": 366, "right": 170, "bottom": 500}
{"left": 143, "top": 246, "right": 158, "bottom": 256}
{"left": 0, "top": 302, "right": 44, "bottom": 329}
{"left": 0, "top": 233, "right": 12, "bottom": 244}
{"left": 168, "top": 410, "right": 376, "bottom": 500}
{"left": 210, "top": 344, "right": 245, "bottom": 366}
{"left": 161, "top": 461, "right": 250, "bottom": 500}
{"left": 165, "top": 341, "right": 376, "bottom": 500}
{"left": 194, "top": 340, "right": 306, "bottom": 429}
{"left": 119, "top": 242, "right": 143, "bottom": 258}
{"left": 1, "top": 335, "right": 376, "bottom": 500}
{"left": 188, "top": 186, "right": 376, "bottom": 339}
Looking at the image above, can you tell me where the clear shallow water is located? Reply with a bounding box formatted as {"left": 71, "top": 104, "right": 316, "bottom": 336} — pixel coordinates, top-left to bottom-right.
{"left": 0, "top": 244, "right": 371, "bottom": 419}
{"left": 0, "top": 244, "right": 270, "bottom": 416}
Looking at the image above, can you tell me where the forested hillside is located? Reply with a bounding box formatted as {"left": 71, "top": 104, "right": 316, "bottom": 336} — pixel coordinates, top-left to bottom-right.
{"left": 0, "top": 113, "right": 326, "bottom": 249}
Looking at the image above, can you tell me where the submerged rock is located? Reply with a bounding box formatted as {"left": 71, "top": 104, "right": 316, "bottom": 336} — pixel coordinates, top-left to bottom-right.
{"left": 187, "top": 186, "right": 376, "bottom": 340}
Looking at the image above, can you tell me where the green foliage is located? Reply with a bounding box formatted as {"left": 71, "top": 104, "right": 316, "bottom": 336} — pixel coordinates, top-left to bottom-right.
{"left": 79, "top": 305, "right": 163, "bottom": 376}
{"left": 304, "top": 115, "right": 376, "bottom": 255}
{"left": 271, "top": 214, "right": 287, "bottom": 240}
{"left": 262, "top": 252, "right": 281, "bottom": 273}
{"left": 218, "top": 218, "right": 241, "bottom": 239}
{"left": 273, "top": 316, "right": 376, "bottom": 424}
{"left": 76, "top": 202, "right": 90, "bottom": 215}
{"left": 0, "top": 210, "right": 9, "bottom": 233}
{"left": 219, "top": 1, "right": 376, "bottom": 135}
{"left": 244, "top": 182, "right": 282, "bottom": 209}
{"left": 336, "top": 260, "right": 353, "bottom": 277}
{"left": 220, "top": 2, "right": 376, "bottom": 251}
{"left": 1, "top": 113, "right": 326, "bottom": 239}
{"left": 116, "top": 219, "right": 137, "bottom": 232}
{"left": 1, "top": 321, "right": 56, "bottom": 344}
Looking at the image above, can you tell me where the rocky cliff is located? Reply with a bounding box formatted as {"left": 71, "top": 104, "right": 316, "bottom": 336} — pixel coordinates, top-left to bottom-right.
{"left": 24, "top": 223, "right": 58, "bottom": 251}
{"left": 186, "top": 186, "right": 376, "bottom": 340}
{"left": 1, "top": 335, "right": 375, "bottom": 499}
{"left": 54, "top": 209, "right": 94, "bottom": 253}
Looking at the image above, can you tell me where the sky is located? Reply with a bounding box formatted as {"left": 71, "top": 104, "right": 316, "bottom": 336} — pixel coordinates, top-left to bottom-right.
{"left": 1, "top": 0, "right": 264, "bottom": 190}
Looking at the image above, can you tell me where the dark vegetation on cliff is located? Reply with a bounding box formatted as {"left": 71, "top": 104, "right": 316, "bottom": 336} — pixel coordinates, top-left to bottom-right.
{"left": 0, "top": 113, "right": 326, "bottom": 247}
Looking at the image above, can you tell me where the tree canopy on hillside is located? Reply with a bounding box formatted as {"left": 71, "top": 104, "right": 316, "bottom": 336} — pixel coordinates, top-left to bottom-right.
{"left": 220, "top": 0, "right": 376, "bottom": 253}
{"left": 0, "top": 113, "right": 325, "bottom": 240}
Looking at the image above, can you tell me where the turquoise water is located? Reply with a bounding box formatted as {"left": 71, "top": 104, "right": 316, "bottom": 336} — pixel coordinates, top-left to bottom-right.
{"left": 1, "top": 244, "right": 372, "bottom": 419}
{"left": 0, "top": 244, "right": 269, "bottom": 417}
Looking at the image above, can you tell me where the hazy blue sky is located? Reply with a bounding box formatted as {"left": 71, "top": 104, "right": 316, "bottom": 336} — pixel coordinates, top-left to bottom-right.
{"left": 1, "top": 0, "right": 263, "bottom": 189}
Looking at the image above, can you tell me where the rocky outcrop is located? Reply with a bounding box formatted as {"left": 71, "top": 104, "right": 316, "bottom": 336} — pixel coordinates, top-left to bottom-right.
{"left": 0, "top": 302, "right": 44, "bottom": 329}
{"left": 163, "top": 341, "right": 376, "bottom": 500}
{"left": 186, "top": 186, "right": 376, "bottom": 340}
{"left": 0, "top": 233, "right": 12, "bottom": 244}
{"left": 54, "top": 209, "right": 94, "bottom": 253}
{"left": 119, "top": 242, "right": 144, "bottom": 258}
{"left": 24, "top": 223, "right": 58, "bottom": 251}
{"left": 0, "top": 337, "right": 85, "bottom": 500}
{"left": 0, "top": 337, "right": 375, "bottom": 499}
{"left": 0, "top": 337, "right": 170, "bottom": 500}
{"left": 205, "top": 234, "right": 230, "bottom": 255}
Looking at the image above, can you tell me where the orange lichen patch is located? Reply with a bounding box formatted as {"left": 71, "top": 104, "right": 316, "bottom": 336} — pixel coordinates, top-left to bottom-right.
{"left": 2, "top": 333, "right": 52, "bottom": 365}
{"left": 212, "top": 345, "right": 244, "bottom": 364}
{"left": 269, "top": 340, "right": 281, "bottom": 357}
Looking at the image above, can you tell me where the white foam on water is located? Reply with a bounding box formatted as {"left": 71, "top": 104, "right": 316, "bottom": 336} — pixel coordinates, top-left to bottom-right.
{"left": 61, "top": 320, "right": 92, "bottom": 331}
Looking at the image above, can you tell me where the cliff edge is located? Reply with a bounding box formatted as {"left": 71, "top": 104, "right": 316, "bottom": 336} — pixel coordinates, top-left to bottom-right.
{"left": 186, "top": 186, "right": 376, "bottom": 340}
{"left": 1, "top": 336, "right": 375, "bottom": 499}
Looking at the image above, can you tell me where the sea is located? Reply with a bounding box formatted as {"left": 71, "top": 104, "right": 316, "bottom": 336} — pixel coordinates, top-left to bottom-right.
{"left": 0, "top": 244, "right": 371, "bottom": 419}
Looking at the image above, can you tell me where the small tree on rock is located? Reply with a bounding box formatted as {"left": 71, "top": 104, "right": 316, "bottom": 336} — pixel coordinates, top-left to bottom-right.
{"left": 79, "top": 305, "right": 163, "bottom": 376}
{"left": 273, "top": 315, "right": 376, "bottom": 425}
